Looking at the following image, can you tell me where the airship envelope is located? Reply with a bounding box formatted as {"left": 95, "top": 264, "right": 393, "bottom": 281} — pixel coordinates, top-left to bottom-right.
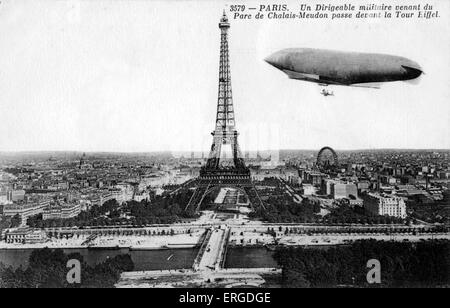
{"left": 265, "top": 48, "right": 423, "bottom": 88}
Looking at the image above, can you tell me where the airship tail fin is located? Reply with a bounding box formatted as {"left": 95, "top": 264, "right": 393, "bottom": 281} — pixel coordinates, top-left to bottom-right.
{"left": 401, "top": 65, "right": 424, "bottom": 81}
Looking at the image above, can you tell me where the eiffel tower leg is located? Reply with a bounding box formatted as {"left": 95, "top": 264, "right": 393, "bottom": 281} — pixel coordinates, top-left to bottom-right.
{"left": 185, "top": 184, "right": 213, "bottom": 213}
{"left": 185, "top": 187, "right": 202, "bottom": 212}
{"left": 195, "top": 184, "right": 213, "bottom": 212}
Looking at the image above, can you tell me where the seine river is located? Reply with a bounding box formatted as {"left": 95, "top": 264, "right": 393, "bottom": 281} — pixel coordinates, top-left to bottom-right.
{"left": 0, "top": 247, "right": 278, "bottom": 270}
{"left": 224, "top": 247, "right": 278, "bottom": 268}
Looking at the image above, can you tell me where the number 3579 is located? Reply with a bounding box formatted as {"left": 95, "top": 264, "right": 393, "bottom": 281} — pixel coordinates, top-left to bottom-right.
{"left": 230, "top": 5, "right": 246, "bottom": 12}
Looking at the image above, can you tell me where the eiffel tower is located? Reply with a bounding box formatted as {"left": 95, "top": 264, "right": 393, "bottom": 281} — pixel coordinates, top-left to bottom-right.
{"left": 184, "top": 11, "right": 264, "bottom": 213}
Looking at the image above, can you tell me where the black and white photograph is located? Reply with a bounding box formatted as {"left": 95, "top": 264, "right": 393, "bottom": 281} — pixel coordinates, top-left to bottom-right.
{"left": 0, "top": 0, "right": 449, "bottom": 294}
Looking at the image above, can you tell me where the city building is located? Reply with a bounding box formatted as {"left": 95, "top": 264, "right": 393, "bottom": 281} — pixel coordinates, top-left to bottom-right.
{"left": 11, "top": 189, "right": 26, "bottom": 201}
{"left": 0, "top": 189, "right": 25, "bottom": 205}
{"left": 133, "top": 191, "right": 150, "bottom": 202}
{"left": 0, "top": 192, "right": 12, "bottom": 205}
{"left": 331, "top": 181, "right": 358, "bottom": 199}
{"left": 250, "top": 167, "right": 300, "bottom": 185}
{"left": 3, "top": 198, "right": 50, "bottom": 222}
{"left": 5, "top": 227, "right": 47, "bottom": 244}
{"left": 302, "top": 170, "right": 325, "bottom": 186}
{"left": 321, "top": 179, "right": 357, "bottom": 199}
{"left": 356, "top": 181, "right": 370, "bottom": 193}
{"left": 42, "top": 202, "right": 81, "bottom": 220}
{"left": 321, "top": 179, "right": 334, "bottom": 195}
{"left": 363, "top": 193, "right": 407, "bottom": 219}
{"left": 302, "top": 184, "right": 316, "bottom": 195}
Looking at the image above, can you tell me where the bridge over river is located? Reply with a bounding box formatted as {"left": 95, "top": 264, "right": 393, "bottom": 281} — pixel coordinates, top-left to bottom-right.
{"left": 115, "top": 225, "right": 279, "bottom": 288}
{"left": 193, "top": 226, "right": 230, "bottom": 271}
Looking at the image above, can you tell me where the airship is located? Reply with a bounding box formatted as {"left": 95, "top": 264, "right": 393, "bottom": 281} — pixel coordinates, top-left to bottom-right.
{"left": 264, "top": 48, "right": 423, "bottom": 95}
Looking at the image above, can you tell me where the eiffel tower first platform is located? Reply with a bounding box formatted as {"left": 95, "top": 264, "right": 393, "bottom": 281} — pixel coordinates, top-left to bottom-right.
{"left": 184, "top": 12, "right": 264, "bottom": 214}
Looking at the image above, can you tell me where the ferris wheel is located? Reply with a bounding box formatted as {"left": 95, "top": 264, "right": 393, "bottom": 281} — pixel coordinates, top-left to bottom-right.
{"left": 316, "top": 146, "right": 338, "bottom": 171}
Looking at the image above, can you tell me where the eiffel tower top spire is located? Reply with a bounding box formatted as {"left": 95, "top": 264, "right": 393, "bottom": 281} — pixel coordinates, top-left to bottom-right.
{"left": 215, "top": 10, "right": 234, "bottom": 132}
{"left": 220, "top": 10, "right": 229, "bottom": 27}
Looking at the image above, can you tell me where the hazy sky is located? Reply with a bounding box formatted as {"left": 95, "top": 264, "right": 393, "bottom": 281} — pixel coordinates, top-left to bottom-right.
{"left": 0, "top": 0, "right": 449, "bottom": 152}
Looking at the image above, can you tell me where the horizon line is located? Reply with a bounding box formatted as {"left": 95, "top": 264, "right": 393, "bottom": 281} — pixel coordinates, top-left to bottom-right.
{"left": 1, "top": 148, "right": 450, "bottom": 154}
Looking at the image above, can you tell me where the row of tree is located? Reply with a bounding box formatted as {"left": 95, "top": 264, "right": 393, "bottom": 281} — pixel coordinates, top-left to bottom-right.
{"left": 0, "top": 214, "right": 21, "bottom": 234}
{"left": 123, "top": 188, "right": 196, "bottom": 223}
{"left": 0, "top": 248, "right": 134, "bottom": 288}
{"left": 323, "top": 204, "right": 405, "bottom": 225}
{"left": 273, "top": 239, "right": 450, "bottom": 287}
